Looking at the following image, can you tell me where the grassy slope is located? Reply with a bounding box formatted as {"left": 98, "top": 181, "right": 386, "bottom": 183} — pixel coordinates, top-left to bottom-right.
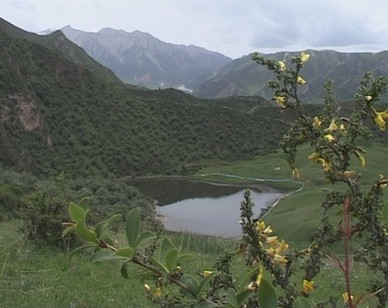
{"left": 0, "top": 221, "right": 154, "bottom": 307}
{"left": 196, "top": 143, "right": 388, "bottom": 247}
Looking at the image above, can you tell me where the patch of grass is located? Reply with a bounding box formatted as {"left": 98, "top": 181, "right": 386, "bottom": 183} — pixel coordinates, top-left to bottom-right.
{"left": 0, "top": 220, "right": 154, "bottom": 308}
{"left": 168, "top": 231, "right": 238, "bottom": 255}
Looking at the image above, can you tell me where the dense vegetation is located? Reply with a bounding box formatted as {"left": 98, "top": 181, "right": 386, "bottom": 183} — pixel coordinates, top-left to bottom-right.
{"left": 0, "top": 19, "right": 297, "bottom": 178}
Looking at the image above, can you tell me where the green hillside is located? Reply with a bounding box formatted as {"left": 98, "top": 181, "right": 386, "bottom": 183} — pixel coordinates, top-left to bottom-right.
{"left": 0, "top": 19, "right": 292, "bottom": 178}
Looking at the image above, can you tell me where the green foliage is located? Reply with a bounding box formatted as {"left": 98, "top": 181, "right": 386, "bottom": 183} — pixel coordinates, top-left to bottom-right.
{"left": 257, "top": 278, "right": 278, "bottom": 308}
{"left": 22, "top": 174, "right": 79, "bottom": 249}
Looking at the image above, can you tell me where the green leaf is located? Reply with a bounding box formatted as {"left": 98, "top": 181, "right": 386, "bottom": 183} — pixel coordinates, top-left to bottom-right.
{"left": 293, "top": 297, "right": 315, "bottom": 308}
{"left": 159, "top": 237, "right": 175, "bottom": 261}
{"left": 105, "top": 213, "right": 122, "bottom": 225}
{"left": 225, "top": 288, "right": 237, "bottom": 306}
{"left": 120, "top": 262, "right": 129, "bottom": 279}
{"left": 236, "top": 289, "right": 254, "bottom": 306}
{"left": 164, "top": 248, "right": 179, "bottom": 272}
{"left": 78, "top": 197, "right": 90, "bottom": 211}
{"left": 238, "top": 265, "right": 259, "bottom": 292}
{"left": 197, "top": 271, "right": 218, "bottom": 299}
{"left": 90, "top": 250, "right": 126, "bottom": 263}
{"left": 95, "top": 221, "right": 108, "bottom": 238}
{"left": 115, "top": 247, "right": 134, "bottom": 258}
{"left": 258, "top": 278, "right": 278, "bottom": 308}
{"left": 176, "top": 253, "right": 192, "bottom": 264}
{"left": 76, "top": 220, "right": 98, "bottom": 243}
{"left": 148, "top": 256, "right": 169, "bottom": 274}
{"left": 136, "top": 230, "right": 155, "bottom": 247}
{"left": 69, "top": 202, "right": 86, "bottom": 223}
{"left": 180, "top": 274, "right": 199, "bottom": 298}
{"left": 69, "top": 244, "right": 96, "bottom": 259}
{"left": 62, "top": 224, "right": 76, "bottom": 237}
{"left": 95, "top": 213, "right": 121, "bottom": 239}
{"left": 126, "top": 207, "right": 140, "bottom": 248}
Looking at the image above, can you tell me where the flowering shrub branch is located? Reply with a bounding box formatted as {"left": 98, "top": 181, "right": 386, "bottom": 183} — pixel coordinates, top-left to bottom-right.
{"left": 252, "top": 51, "right": 388, "bottom": 307}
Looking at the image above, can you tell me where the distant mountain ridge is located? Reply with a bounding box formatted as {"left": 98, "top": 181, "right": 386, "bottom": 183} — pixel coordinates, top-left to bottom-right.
{"left": 193, "top": 50, "right": 388, "bottom": 102}
{"left": 59, "top": 25, "right": 388, "bottom": 102}
{"left": 60, "top": 26, "right": 232, "bottom": 91}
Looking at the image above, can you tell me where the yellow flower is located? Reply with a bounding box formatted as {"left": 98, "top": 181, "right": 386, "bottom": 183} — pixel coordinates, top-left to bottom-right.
{"left": 339, "top": 123, "right": 346, "bottom": 132}
{"left": 378, "top": 174, "right": 388, "bottom": 188}
{"left": 274, "top": 96, "right": 287, "bottom": 108}
{"left": 273, "top": 254, "right": 287, "bottom": 265}
{"left": 247, "top": 281, "right": 258, "bottom": 291}
{"left": 203, "top": 270, "right": 213, "bottom": 278}
{"left": 312, "top": 116, "right": 322, "bottom": 128}
{"left": 292, "top": 167, "right": 300, "bottom": 179}
{"left": 275, "top": 239, "right": 289, "bottom": 254}
{"left": 154, "top": 287, "right": 162, "bottom": 298}
{"left": 338, "top": 170, "right": 356, "bottom": 178}
{"left": 303, "top": 279, "right": 315, "bottom": 294}
{"left": 323, "top": 161, "right": 332, "bottom": 172}
{"left": 263, "top": 225, "right": 273, "bottom": 234}
{"left": 365, "top": 95, "right": 373, "bottom": 102}
{"left": 354, "top": 150, "right": 366, "bottom": 167}
{"left": 317, "top": 158, "right": 332, "bottom": 172}
{"left": 372, "top": 108, "right": 388, "bottom": 131}
{"left": 144, "top": 284, "right": 151, "bottom": 293}
{"left": 342, "top": 292, "right": 353, "bottom": 304}
{"left": 324, "top": 134, "right": 335, "bottom": 142}
{"left": 256, "top": 266, "right": 264, "bottom": 285}
{"left": 300, "top": 51, "right": 310, "bottom": 64}
{"left": 278, "top": 61, "right": 286, "bottom": 71}
{"left": 327, "top": 119, "right": 338, "bottom": 131}
{"left": 297, "top": 76, "right": 306, "bottom": 86}
{"left": 378, "top": 109, "right": 388, "bottom": 119}
{"left": 265, "top": 235, "right": 278, "bottom": 245}
{"left": 374, "top": 113, "right": 386, "bottom": 130}
{"left": 265, "top": 247, "right": 276, "bottom": 256}
{"left": 308, "top": 151, "right": 320, "bottom": 162}
{"left": 256, "top": 221, "right": 266, "bottom": 232}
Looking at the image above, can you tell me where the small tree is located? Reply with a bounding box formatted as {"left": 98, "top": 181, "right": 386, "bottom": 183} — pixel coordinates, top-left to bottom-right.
{"left": 23, "top": 173, "right": 79, "bottom": 249}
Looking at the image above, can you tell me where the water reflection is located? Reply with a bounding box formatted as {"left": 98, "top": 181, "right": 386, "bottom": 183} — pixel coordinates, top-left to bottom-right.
{"left": 157, "top": 190, "right": 281, "bottom": 238}
{"left": 126, "top": 177, "right": 281, "bottom": 238}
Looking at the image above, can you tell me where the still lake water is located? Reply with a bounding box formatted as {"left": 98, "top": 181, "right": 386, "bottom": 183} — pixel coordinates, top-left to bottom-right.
{"left": 126, "top": 177, "right": 282, "bottom": 238}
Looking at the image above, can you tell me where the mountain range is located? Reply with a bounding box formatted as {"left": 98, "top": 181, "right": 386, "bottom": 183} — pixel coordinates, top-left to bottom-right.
{"left": 60, "top": 26, "right": 231, "bottom": 91}
{"left": 194, "top": 50, "right": 388, "bottom": 102}
{"left": 59, "top": 26, "right": 388, "bottom": 103}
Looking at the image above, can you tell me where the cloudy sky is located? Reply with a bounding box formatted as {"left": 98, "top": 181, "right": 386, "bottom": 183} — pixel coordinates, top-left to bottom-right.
{"left": 2, "top": 0, "right": 388, "bottom": 59}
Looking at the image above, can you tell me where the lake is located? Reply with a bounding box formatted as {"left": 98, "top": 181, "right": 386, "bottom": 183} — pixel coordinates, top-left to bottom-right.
{"left": 126, "top": 177, "right": 282, "bottom": 237}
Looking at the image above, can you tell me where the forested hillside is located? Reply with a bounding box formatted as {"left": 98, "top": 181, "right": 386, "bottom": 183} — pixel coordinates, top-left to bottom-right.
{"left": 0, "top": 19, "right": 291, "bottom": 178}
